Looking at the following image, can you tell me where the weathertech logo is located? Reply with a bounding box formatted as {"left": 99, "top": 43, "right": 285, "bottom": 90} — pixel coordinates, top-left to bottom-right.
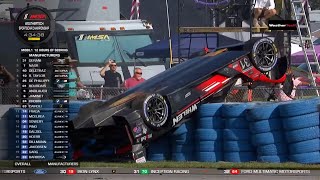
{"left": 24, "top": 13, "right": 47, "bottom": 20}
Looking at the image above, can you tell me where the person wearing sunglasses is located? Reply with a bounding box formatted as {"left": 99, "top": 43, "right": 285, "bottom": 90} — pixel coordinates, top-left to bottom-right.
{"left": 124, "top": 67, "right": 145, "bottom": 89}
{"left": 100, "top": 59, "right": 123, "bottom": 88}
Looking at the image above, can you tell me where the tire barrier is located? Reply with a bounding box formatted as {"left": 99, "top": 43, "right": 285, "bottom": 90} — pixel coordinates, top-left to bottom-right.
{"left": 197, "top": 103, "right": 222, "bottom": 117}
{"left": 246, "top": 102, "right": 280, "bottom": 120}
{"left": 249, "top": 118, "right": 283, "bottom": 134}
{"left": 282, "top": 112, "right": 319, "bottom": 131}
{"left": 197, "top": 117, "right": 224, "bottom": 129}
{"left": 225, "top": 117, "right": 249, "bottom": 129}
{"left": 220, "top": 103, "right": 249, "bottom": 118}
{"left": 2, "top": 98, "right": 320, "bottom": 163}
{"left": 148, "top": 98, "right": 320, "bottom": 164}
{"left": 195, "top": 152, "right": 223, "bottom": 162}
{"left": 170, "top": 119, "right": 195, "bottom": 161}
{"left": 224, "top": 152, "right": 256, "bottom": 162}
{"left": 279, "top": 98, "right": 320, "bottom": 118}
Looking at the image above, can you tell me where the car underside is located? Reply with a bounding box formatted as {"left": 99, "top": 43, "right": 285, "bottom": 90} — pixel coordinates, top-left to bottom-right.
{"left": 68, "top": 37, "right": 289, "bottom": 163}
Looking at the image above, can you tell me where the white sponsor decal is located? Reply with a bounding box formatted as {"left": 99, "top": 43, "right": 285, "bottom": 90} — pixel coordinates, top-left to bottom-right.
{"left": 136, "top": 156, "right": 146, "bottom": 163}
{"left": 173, "top": 104, "right": 198, "bottom": 126}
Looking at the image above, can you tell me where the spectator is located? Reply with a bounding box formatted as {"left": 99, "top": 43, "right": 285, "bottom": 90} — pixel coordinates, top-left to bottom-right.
{"left": 100, "top": 59, "right": 123, "bottom": 87}
{"left": 275, "top": 69, "right": 309, "bottom": 101}
{"left": 124, "top": 68, "right": 145, "bottom": 89}
{"left": 253, "top": 0, "right": 277, "bottom": 28}
{"left": 67, "top": 57, "right": 85, "bottom": 100}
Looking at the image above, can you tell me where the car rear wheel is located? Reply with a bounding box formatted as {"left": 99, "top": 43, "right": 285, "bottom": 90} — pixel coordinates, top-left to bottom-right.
{"left": 143, "top": 94, "right": 169, "bottom": 129}
{"left": 245, "top": 37, "right": 278, "bottom": 72}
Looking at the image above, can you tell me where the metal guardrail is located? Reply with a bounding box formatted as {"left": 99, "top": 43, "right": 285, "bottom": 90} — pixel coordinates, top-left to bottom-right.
{"left": 0, "top": 86, "right": 318, "bottom": 104}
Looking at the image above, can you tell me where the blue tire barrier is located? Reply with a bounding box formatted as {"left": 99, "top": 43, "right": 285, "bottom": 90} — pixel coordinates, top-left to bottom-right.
{"left": 257, "top": 155, "right": 288, "bottom": 163}
{"left": 224, "top": 152, "right": 256, "bottom": 162}
{"left": 195, "top": 141, "right": 223, "bottom": 152}
{"left": 171, "top": 133, "right": 193, "bottom": 144}
{"left": 282, "top": 112, "right": 320, "bottom": 131}
{"left": 194, "top": 129, "right": 222, "bottom": 141}
{"left": 220, "top": 103, "right": 249, "bottom": 118}
{"left": 223, "top": 129, "right": 250, "bottom": 141}
{"left": 246, "top": 103, "right": 280, "bottom": 120}
{"left": 257, "top": 143, "right": 288, "bottom": 156}
{"left": 289, "top": 138, "right": 320, "bottom": 154}
{"left": 225, "top": 117, "right": 249, "bottom": 129}
{"left": 172, "top": 152, "right": 194, "bottom": 161}
{"left": 171, "top": 144, "right": 194, "bottom": 153}
{"left": 172, "top": 123, "right": 188, "bottom": 136}
{"left": 289, "top": 151, "right": 320, "bottom": 164}
{"left": 195, "top": 152, "right": 223, "bottom": 162}
{"left": 197, "top": 103, "right": 223, "bottom": 117}
{"left": 279, "top": 98, "right": 320, "bottom": 117}
{"left": 197, "top": 117, "right": 224, "bottom": 129}
{"left": 249, "top": 118, "right": 283, "bottom": 134}
{"left": 223, "top": 141, "right": 254, "bottom": 152}
{"left": 285, "top": 126, "right": 319, "bottom": 143}
{"left": 148, "top": 153, "right": 169, "bottom": 161}
{"left": 252, "top": 131, "right": 286, "bottom": 146}
{"left": 148, "top": 141, "right": 170, "bottom": 154}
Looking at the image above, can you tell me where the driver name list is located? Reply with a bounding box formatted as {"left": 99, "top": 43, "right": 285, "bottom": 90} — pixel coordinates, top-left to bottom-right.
{"left": 16, "top": 48, "right": 70, "bottom": 161}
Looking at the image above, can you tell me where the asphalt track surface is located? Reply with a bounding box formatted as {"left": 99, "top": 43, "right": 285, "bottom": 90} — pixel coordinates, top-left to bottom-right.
{"left": 0, "top": 174, "right": 319, "bottom": 180}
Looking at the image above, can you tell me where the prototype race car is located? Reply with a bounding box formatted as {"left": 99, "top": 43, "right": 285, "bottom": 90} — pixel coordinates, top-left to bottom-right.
{"left": 69, "top": 37, "right": 288, "bottom": 163}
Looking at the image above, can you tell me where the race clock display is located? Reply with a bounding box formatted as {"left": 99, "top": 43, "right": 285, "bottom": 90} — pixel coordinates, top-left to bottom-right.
{"left": 14, "top": 6, "right": 55, "bottom": 45}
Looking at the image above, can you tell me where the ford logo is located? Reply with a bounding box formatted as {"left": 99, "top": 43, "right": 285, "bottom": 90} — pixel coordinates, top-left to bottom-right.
{"left": 34, "top": 169, "right": 47, "bottom": 174}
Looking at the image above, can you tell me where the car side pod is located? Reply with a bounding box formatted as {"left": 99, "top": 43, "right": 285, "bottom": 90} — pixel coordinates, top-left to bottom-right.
{"left": 112, "top": 109, "right": 150, "bottom": 163}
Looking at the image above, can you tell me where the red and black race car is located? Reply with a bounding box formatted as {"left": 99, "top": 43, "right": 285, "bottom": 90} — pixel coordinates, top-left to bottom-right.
{"left": 69, "top": 37, "right": 288, "bottom": 163}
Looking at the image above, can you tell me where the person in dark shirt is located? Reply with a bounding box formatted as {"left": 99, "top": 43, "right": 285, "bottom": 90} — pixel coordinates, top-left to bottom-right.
{"left": 100, "top": 59, "right": 123, "bottom": 87}
{"left": 100, "top": 59, "right": 123, "bottom": 99}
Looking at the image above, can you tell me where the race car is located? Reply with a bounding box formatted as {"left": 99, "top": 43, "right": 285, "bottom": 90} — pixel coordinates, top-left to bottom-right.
{"left": 68, "top": 37, "right": 288, "bottom": 163}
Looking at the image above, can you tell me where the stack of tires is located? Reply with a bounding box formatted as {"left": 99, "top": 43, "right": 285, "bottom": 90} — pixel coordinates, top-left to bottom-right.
{"left": 222, "top": 103, "right": 256, "bottom": 162}
{"left": 248, "top": 103, "right": 288, "bottom": 163}
{"left": 279, "top": 98, "right": 320, "bottom": 164}
{"left": 194, "top": 104, "right": 223, "bottom": 162}
{"left": 170, "top": 119, "right": 195, "bottom": 161}
{"left": 147, "top": 135, "right": 171, "bottom": 161}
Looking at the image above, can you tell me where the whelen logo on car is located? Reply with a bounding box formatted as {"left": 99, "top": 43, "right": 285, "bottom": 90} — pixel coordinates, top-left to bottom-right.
{"left": 34, "top": 169, "right": 47, "bottom": 174}
{"left": 172, "top": 104, "right": 198, "bottom": 126}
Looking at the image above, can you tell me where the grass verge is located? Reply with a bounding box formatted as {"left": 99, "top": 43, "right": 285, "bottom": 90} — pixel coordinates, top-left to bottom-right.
{"left": 1, "top": 160, "right": 320, "bottom": 169}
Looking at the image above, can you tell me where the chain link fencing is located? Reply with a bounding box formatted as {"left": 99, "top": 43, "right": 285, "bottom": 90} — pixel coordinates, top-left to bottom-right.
{"left": 0, "top": 86, "right": 319, "bottom": 104}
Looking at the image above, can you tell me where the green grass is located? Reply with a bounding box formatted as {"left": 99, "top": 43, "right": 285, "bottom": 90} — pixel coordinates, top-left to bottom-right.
{"left": 80, "top": 161, "right": 320, "bottom": 169}
{"left": 1, "top": 160, "right": 320, "bottom": 169}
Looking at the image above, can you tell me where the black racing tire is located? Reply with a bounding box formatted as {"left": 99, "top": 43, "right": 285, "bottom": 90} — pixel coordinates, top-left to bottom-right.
{"left": 142, "top": 94, "right": 170, "bottom": 130}
{"left": 244, "top": 37, "right": 278, "bottom": 72}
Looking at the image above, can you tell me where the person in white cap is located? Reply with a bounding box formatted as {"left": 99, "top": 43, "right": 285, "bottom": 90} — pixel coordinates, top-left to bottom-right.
{"left": 253, "top": 0, "right": 277, "bottom": 28}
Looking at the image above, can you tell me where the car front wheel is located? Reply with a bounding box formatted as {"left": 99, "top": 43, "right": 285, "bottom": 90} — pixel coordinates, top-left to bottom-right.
{"left": 143, "top": 94, "right": 169, "bottom": 129}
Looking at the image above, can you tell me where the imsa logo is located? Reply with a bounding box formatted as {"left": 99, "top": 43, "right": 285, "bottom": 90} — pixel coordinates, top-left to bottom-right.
{"left": 173, "top": 104, "right": 197, "bottom": 126}
{"left": 77, "top": 34, "right": 110, "bottom": 41}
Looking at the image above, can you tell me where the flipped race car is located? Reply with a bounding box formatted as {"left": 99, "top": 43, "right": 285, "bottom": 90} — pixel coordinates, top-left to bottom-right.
{"left": 69, "top": 37, "right": 288, "bottom": 163}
